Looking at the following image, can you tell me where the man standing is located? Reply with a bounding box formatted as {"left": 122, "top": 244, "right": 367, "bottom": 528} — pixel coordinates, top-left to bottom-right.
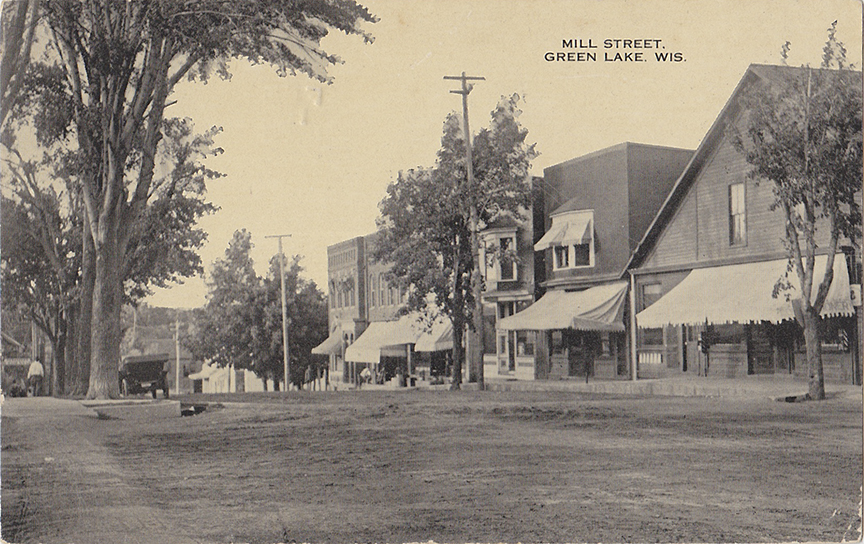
{"left": 27, "top": 359, "right": 44, "bottom": 397}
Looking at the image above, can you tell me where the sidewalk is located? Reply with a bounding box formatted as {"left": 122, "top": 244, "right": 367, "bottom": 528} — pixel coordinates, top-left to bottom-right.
{"left": 480, "top": 374, "right": 863, "bottom": 400}
{"left": 1, "top": 397, "right": 198, "bottom": 544}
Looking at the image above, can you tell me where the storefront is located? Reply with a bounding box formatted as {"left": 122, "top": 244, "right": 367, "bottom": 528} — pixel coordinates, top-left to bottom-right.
{"left": 498, "top": 282, "right": 629, "bottom": 380}
{"left": 634, "top": 255, "right": 858, "bottom": 382}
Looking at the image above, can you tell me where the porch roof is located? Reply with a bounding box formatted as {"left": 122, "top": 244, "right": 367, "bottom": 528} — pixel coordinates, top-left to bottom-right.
{"left": 498, "top": 282, "right": 628, "bottom": 332}
{"left": 635, "top": 254, "right": 854, "bottom": 328}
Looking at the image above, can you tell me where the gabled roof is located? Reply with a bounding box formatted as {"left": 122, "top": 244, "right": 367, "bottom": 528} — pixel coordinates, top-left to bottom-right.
{"left": 624, "top": 63, "right": 836, "bottom": 272}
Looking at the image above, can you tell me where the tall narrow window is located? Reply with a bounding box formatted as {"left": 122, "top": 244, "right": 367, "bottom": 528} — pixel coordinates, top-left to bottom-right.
{"left": 369, "top": 274, "right": 376, "bottom": 307}
{"left": 729, "top": 182, "right": 746, "bottom": 245}
{"left": 554, "top": 245, "right": 569, "bottom": 269}
{"left": 378, "top": 274, "right": 385, "bottom": 306}
{"left": 641, "top": 283, "right": 662, "bottom": 310}
{"left": 499, "top": 237, "right": 516, "bottom": 280}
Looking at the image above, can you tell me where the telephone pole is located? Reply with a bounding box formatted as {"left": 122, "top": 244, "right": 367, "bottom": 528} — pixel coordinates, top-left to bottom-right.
{"left": 265, "top": 234, "right": 292, "bottom": 391}
{"left": 175, "top": 310, "right": 181, "bottom": 395}
{"left": 444, "top": 72, "right": 485, "bottom": 387}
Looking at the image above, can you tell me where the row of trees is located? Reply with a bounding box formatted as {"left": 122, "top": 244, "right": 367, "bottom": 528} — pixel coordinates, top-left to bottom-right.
{"left": 1, "top": 0, "right": 376, "bottom": 398}
{"left": 186, "top": 230, "right": 329, "bottom": 390}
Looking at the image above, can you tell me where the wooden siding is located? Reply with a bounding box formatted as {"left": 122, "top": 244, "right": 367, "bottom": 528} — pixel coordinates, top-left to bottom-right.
{"left": 640, "top": 129, "right": 835, "bottom": 271}
{"left": 641, "top": 188, "right": 698, "bottom": 269}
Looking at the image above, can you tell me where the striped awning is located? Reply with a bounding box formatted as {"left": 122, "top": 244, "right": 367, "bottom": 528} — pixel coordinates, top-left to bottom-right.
{"left": 534, "top": 214, "right": 592, "bottom": 251}
{"left": 345, "top": 316, "right": 424, "bottom": 363}
{"left": 636, "top": 254, "right": 854, "bottom": 328}
{"left": 498, "top": 282, "right": 628, "bottom": 332}
{"left": 311, "top": 330, "right": 342, "bottom": 355}
{"left": 414, "top": 319, "right": 453, "bottom": 352}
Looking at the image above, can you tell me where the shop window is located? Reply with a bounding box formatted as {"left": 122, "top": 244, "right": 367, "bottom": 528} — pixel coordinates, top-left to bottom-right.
{"left": 601, "top": 332, "right": 611, "bottom": 355}
{"left": 821, "top": 320, "right": 851, "bottom": 352}
{"left": 551, "top": 330, "right": 565, "bottom": 355}
{"left": 516, "top": 331, "right": 534, "bottom": 356}
{"left": 641, "top": 328, "right": 663, "bottom": 346}
{"left": 729, "top": 182, "right": 746, "bottom": 245}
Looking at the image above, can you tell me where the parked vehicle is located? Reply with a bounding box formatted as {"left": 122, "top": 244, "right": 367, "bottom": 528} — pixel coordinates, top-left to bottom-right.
{"left": 119, "top": 354, "right": 170, "bottom": 399}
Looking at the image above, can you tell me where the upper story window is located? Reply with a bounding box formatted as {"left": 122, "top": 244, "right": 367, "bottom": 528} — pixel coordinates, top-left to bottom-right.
{"left": 483, "top": 231, "right": 519, "bottom": 282}
{"left": 498, "top": 236, "right": 516, "bottom": 280}
{"left": 369, "top": 273, "right": 376, "bottom": 307}
{"left": 554, "top": 245, "right": 569, "bottom": 269}
{"left": 729, "top": 182, "right": 746, "bottom": 246}
{"left": 640, "top": 283, "right": 662, "bottom": 311}
{"left": 378, "top": 273, "right": 385, "bottom": 306}
{"left": 535, "top": 209, "right": 595, "bottom": 271}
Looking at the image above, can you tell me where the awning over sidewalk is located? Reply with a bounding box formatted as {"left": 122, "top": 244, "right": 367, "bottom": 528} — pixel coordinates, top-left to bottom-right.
{"left": 188, "top": 363, "right": 220, "bottom": 381}
{"left": 636, "top": 254, "right": 854, "bottom": 328}
{"left": 534, "top": 214, "right": 592, "bottom": 251}
{"left": 345, "top": 315, "right": 425, "bottom": 363}
{"left": 311, "top": 330, "right": 342, "bottom": 355}
{"left": 414, "top": 319, "right": 453, "bottom": 352}
{"left": 498, "top": 281, "right": 628, "bottom": 332}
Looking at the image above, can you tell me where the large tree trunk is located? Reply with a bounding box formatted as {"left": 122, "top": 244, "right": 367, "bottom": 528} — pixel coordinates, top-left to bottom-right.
{"left": 72, "top": 223, "right": 95, "bottom": 395}
{"left": 64, "top": 306, "right": 76, "bottom": 394}
{"left": 87, "top": 219, "right": 123, "bottom": 400}
{"left": 53, "top": 314, "right": 67, "bottom": 395}
{"left": 802, "top": 308, "right": 825, "bottom": 400}
{"left": 451, "top": 318, "right": 464, "bottom": 390}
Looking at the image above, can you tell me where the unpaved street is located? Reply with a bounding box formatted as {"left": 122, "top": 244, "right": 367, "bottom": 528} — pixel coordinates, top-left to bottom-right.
{"left": 2, "top": 391, "right": 862, "bottom": 543}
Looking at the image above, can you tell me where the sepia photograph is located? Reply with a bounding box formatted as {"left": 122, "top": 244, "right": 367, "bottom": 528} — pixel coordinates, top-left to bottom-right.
{"left": 1, "top": 0, "right": 862, "bottom": 542}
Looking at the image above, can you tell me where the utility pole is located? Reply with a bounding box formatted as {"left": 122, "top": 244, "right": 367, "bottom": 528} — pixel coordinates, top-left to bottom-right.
{"left": 265, "top": 234, "right": 292, "bottom": 391}
{"left": 175, "top": 310, "right": 181, "bottom": 395}
{"left": 444, "top": 72, "right": 485, "bottom": 388}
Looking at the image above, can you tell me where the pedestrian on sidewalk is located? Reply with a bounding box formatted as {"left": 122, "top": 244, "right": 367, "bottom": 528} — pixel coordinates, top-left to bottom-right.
{"left": 27, "top": 359, "right": 44, "bottom": 397}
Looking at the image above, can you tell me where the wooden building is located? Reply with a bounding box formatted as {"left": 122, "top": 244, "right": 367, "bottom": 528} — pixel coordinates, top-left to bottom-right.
{"left": 499, "top": 143, "right": 693, "bottom": 380}
{"left": 628, "top": 64, "right": 861, "bottom": 384}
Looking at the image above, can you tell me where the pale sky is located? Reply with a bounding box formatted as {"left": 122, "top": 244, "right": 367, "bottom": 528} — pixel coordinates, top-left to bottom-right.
{"left": 145, "top": 0, "right": 863, "bottom": 309}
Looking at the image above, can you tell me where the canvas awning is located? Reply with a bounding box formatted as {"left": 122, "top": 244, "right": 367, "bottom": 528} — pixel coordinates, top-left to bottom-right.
{"left": 344, "top": 315, "right": 425, "bottom": 363}
{"left": 636, "top": 254, "right": 854, "bottom": 328}
{"left": 188, "top": 363, "right": 220, "bottom": 381}
{"left": 311, "top": 330, "right": 342, "bottom": 355}
{"left": 414, "top": 319, "right": 453, "bottom": 352}
{"left": 498, "top": 282, "right": 629, "bottom": 331}
{"left": 534, "top": 214, "right": 592, "bottom": 251}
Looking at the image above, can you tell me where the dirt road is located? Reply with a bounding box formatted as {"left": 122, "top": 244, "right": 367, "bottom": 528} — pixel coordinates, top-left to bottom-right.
{"left": 2, "top": 391, "right": 862, "bottom": 543}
